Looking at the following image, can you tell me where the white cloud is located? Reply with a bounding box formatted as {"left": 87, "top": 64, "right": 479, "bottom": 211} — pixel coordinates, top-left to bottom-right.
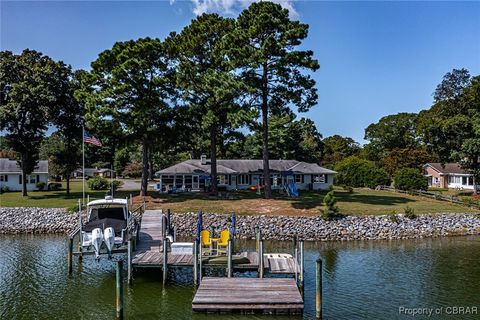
{"left": 174, "top": 0, "right": 299, "bottom": 19}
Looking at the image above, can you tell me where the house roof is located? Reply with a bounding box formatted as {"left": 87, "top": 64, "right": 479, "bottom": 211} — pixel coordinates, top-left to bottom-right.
{"left": 0, "top": 158, "right": 48, "bottom": 173}
{"left": 156, "top": 159, "right": 336, "bottom": 175}
{"left": 425, "top": 163, "right": 467, "bottom": 174}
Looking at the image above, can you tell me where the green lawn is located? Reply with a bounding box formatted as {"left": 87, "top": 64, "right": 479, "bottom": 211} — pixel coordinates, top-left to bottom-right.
{"left": 1, "top": 182, "right": 478, "bottom": 216}
{"left": 0, "top": 180, "right": 137, "bottom": 209}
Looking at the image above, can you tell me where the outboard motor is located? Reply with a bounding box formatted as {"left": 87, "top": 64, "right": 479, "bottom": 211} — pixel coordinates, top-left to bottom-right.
{"left": 104, "top": 227, "right": 115, "bottom": 258}
{"left": 91, "top": 228, "right": 103, "bottom": 259}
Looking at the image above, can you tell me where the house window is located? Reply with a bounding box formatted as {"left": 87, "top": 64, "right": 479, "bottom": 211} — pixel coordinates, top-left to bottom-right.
{"left": 217, "top": 175, "right": 227, "bottom": 185}
{"left": 0, "top": 175, "right": 7, "bottom": 182}
{"left": 449, "top": 175, "right": 461, "bottom": 184}
{"left": 313, "top": 174, "right": 326, "bottom": 183}
{"left": 469, "top": 176, "right": 474, "bottom": 185}
{"left": 238, "top": 174, "right": 250, "bottom": 185}
{"left": 27, "top": 175, "right": 36, "bottom": 184}
{"left": 295, "top": 174, "right": 303, "bottom": 183}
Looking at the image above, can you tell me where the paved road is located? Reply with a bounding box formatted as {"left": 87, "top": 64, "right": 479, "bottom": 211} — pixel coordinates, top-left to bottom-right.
{"left": 118, "top": 179, "right": 158, "bottom": 191}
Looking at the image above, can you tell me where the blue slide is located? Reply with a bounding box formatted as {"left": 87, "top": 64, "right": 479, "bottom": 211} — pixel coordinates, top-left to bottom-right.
{"left": 288, "top": 182, "right": 299, "bottom": 197}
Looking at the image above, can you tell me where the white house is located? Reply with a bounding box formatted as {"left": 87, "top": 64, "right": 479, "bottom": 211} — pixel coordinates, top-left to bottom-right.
{"left": 155, "top": 157, "right": 336, "bottom": 192}
{"left": 0, "top": 158, "right": 49, "bottom": 191}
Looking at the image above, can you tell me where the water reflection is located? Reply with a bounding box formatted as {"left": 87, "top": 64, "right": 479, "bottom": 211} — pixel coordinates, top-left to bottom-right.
{"left": 0, "top": 235, "right": 479, "bottom": 320}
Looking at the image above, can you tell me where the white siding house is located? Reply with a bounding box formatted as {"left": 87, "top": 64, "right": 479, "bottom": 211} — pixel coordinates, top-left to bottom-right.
{"left": 0, "top": 158, "right": 49, "bottom": 191}
{"left": 155, "top": 158, "right": 336, "bottom": 192}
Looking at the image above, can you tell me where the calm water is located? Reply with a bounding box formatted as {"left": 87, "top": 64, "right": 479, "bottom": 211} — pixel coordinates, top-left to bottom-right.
{"left": 0, "top": 235, "right": 479, "bottom": 320}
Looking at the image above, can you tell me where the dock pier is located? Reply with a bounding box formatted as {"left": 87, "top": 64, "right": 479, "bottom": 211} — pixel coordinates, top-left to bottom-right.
{"left": 128, "top": 210, "right": 305, "bottom": 315}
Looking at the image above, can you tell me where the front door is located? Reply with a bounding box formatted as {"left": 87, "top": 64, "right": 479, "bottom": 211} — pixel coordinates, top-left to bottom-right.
{"left": 192, "top": 175, "right": 199, "bottom": 189}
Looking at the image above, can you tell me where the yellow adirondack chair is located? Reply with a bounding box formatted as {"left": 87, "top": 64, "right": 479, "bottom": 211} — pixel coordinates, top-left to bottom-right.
{"left": 200, "top": 230, "right": 211, "bottom": 254}
{"left": 217, "top": 230, "right": 230, "bottom": 254}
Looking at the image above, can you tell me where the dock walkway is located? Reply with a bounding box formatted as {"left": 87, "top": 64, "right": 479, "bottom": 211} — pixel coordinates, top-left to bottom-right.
{"left": 192, "top": 277, "right": 303, "bottom": 314}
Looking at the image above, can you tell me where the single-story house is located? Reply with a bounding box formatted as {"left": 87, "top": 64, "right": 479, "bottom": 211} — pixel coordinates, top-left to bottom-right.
{"left": 0, "top": 158, "right": 49, "bottom": 191}
{"left": 155, "top": 157, "right": 336, "bottom": 192}
{"left": 72, "top": 168, "right": 116, "bottom": 179}
{"left": 424, "top": 163, "right": 474, "bottom": 190}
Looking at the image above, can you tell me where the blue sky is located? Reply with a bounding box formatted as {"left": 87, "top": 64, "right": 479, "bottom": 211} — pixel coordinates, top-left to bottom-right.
{"left": 1, "top": 1, "right": 479, "bottom": 144}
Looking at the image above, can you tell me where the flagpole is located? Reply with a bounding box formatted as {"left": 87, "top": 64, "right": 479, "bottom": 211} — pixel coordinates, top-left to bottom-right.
{"left": 82, "top": 126, "right": 85, "bottom": 206}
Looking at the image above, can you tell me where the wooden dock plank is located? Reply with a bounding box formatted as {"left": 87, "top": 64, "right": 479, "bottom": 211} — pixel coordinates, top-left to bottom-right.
{"left": 192, "top": 277, "right": 303, "bottom": 313}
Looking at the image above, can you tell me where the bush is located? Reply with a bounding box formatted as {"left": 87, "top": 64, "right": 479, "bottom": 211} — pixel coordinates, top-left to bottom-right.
{"left": 36, "top": 181, "right": 46, "bottom": 191}
{"left": 87, "top": 176, "right": 110, "bottom": 190}
{"left": 404, "top": 206, "right": 417, "bottom": 219}
{"left": 112, "top": 180, "right": 123, "bottom": 191}
{"left": 342, "top": 185, "right": 354, "bottom": 193}
{"left": 389, "top": 214, "right": 399, "bottom": 223}
{"left": 321, "top": 191, "right": 339, "bottom": 220}
{"left": 0, "top": 186, "right": 9, "bottom": 193}
{"left": 48, "top": 182, "right": 62, "bottom": 191}
{"left": 394, "top": 168, "right": 428, "bottom": 191}
{"left": 122, "top": 161, "right": 143, "bottom": 178}
{"left": 334, "top": 156, "right": 390, "bottom": 189}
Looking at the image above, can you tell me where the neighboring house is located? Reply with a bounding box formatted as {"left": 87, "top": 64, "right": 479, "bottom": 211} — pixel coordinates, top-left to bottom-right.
{"left": 424, "top": 163, "right": 474, "bottom": 190}
{"left": 0, "top": 158, "right": 49, "bottom": 191}
{"left": 72, "top": 168, "right": 116, "bottom": 179}
{"left": 156, "top": 156, "right": 336, "bottom": 192}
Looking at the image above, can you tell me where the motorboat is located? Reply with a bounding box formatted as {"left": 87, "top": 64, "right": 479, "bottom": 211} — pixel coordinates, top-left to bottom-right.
{"left": 80, "top": 196, "right": 132, "bottom": 259}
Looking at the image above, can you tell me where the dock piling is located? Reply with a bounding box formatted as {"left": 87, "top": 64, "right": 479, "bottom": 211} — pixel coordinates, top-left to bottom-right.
{"left": 163, "top": 238, "right": 168, "bottom": 285}
{"left": 193, "top": 239, "right": 199, "bottom": 286}
{"left": 294, "top": 241, "right": 298, "bottom": 283}
{"left": 167, "top": 209, "right": 171, "bottom": 235}
{"left": 316, "top": 258, "right": 323, "bottom": 319}
{"left": 116, "top": 260, "right": 124, "bottom": 320}
{"left": 67, "top": 237, "right": 73, "bottom": 274}
{"left": 199, "top": 236, "right": 203, "bottom": 283}
{"left": 227, "top": 239, "right": 233, "bottom": 278}
{"left": 162, "top": 215, "right": 167, "bottom": 239}
{"left": 259, "top": 240, "right": 264, "bottom": 278}
{"left": 299, "top": 241, "right": 304, "bottom": 292}
{"left": 127, "top": 240, "right": 132, "bottom": 285}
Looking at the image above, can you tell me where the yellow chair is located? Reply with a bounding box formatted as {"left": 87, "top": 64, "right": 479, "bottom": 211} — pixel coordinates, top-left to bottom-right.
{"left": 200, "top": 230, "right": 211, "bottom": 254}
{"left": 217, "top": 230, "right": 230, "bottom": 254}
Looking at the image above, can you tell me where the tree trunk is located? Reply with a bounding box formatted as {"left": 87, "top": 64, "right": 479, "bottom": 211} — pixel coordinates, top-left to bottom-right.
{"left": 66, "top": 175, "right": 70, "bottom": 196}
{"left": 210, "top": 125, "right": 218, "bottom": 196}
{"left": 261, "top": 64, "right": 272, "bottom": 199}
{"left": 474, "top": 175, "right": 477, "bottom": 196}
{"left": 21, "top": 154, "right": 28, "bottom": 197}
{"left": 148, "top": 161, "right": 154, "bottom": 181}
{"left": 140, "top": 139, "right": 149, "bottom": 197}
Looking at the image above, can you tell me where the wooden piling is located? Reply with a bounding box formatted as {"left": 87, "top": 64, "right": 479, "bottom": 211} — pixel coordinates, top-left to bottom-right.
{"left": 193, "top": 239, "right": 199, "bottom": 286}
{"left": 227, "top": 239, "right": 233, "bottom": 278}
{"left": 255, "top": 226, "right": 260, "bottom": 252}
{"left": 162, "top": 215, "right": 167, "bottom": 239}
{"left": 316, "top": 258, "right": 323, "bottom": 319}
{"left": 129, "top": 193, "right": 132, "bottom": 206}
{"left": 299, "top": 241, "right": 304, "bottom": 292}
{"left": 293, "top": 235, "right": 297, "bottom": 257}
{"left": 173, "top": 226, "right": 177, "bottom": 242}
{"left": 116, "top": 260, "right": 124, "bottom": 320}
{"left": 199, "top": 235, "right": 203, "bottom": 283}
{"left": 127, "top": 240, "right": 132, "bottom": 285}
{"left": 163, "top": 238, "right": 168, "bottom": 286}
{"left": 167, "top": 209, "right": 171, "bottom": 234}
{"left": 294, "top": 244, "right": 298, "bottom": 283}
{"left": 259, "top": 240, "right": 264, "bottom": 278}
{"left": 67, "top": 237, "right": 73, "bottom": 274}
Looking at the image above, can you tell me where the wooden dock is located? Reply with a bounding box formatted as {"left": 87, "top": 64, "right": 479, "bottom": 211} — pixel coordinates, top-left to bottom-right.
{"left": 192, "top": 277, "right": 303, "bottom": 314}
{"left": 131, "top": 210, "right": 299, "bottom": 274}
{"left": 131, "top": 210, "right": 165, "bottom": 267}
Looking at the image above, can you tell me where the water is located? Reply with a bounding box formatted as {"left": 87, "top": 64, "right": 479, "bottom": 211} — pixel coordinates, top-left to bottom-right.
{"left": 1, "top": 235, "right": 479, "bottom": 320}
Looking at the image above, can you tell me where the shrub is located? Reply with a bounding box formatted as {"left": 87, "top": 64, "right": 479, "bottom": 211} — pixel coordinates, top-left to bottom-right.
{"left": 122, "top": 161, "right": 143, "bottom": 178}
{"left": 36, "top": 181, "right": 46, "bottom": 191}
{"left": 112, "top": 180, "right": 123, "bottom": 191}
{"left": 404, "top": 206, "right": 417, "bottom": 219}
{"left": 342, "top": 185, "right": 354, "bottom": 193}
{"left": 321, "top": 191, "right": 339, "bottom": 220}
{"left": 394, "top": 168, "right": 428, "bottom": 191}
{"left": 48, "top": 182, "right": 62, "bottom": 191}
{"left": 87, "top": 176, "right": 110, "bottom": 190}
{"left": 0, "top": 185, "right": 9, "bottom": 193}
{"left": 328, "top": 184, "right": 334, "bottom": 192}
{"left": 389, "top": 214, "right": 399, "bottom": 223}
{"left": 334, "top": 156, "right": 390, "bottom": 189}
